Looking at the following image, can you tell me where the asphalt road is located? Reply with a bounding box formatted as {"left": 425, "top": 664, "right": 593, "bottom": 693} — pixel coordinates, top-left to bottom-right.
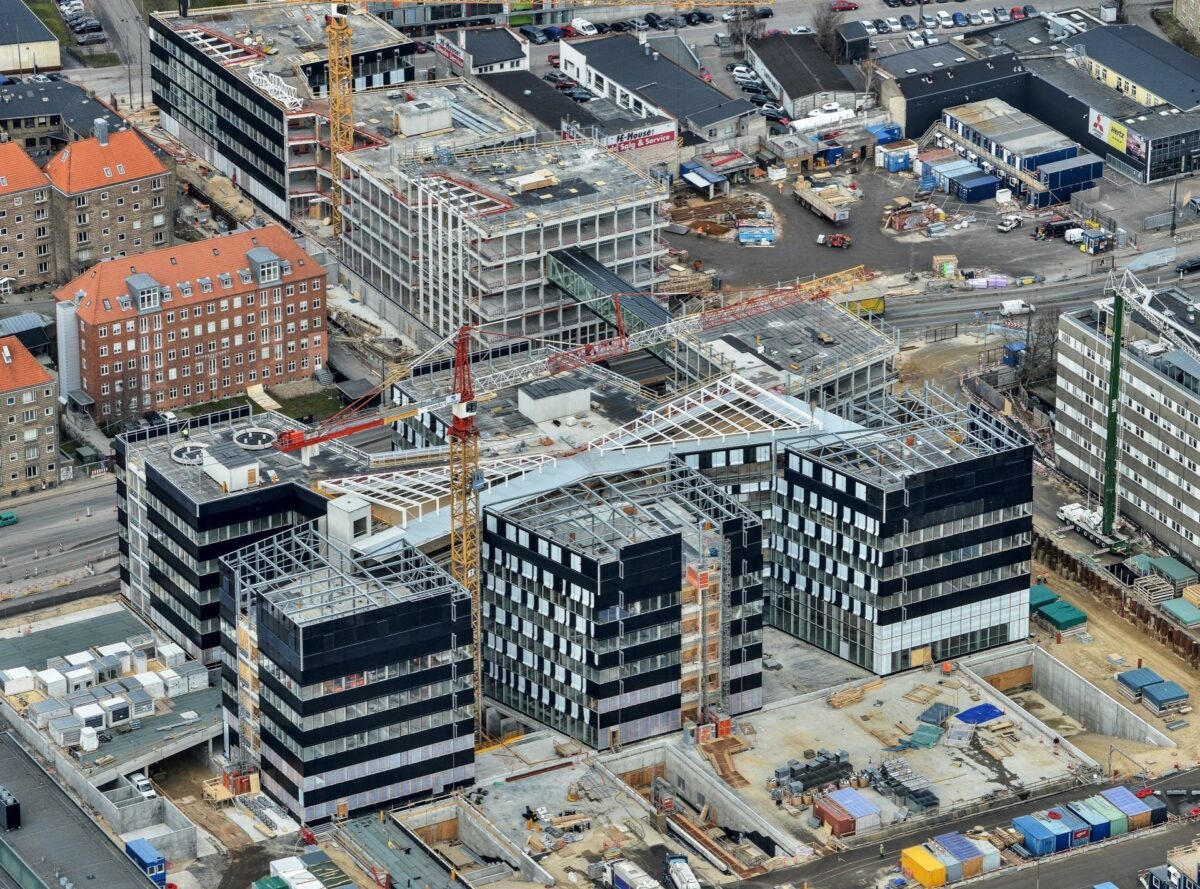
{"left": 0, "top": 481, "right": 118, "bottom": 589}
{"left": 747, "top": 770, "right": 1200, "bottom": 889}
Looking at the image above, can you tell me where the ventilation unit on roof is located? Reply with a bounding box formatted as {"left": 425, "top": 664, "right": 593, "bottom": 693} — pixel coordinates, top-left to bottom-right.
{"left": 170, "top": 443, "right": 207, "bottom": 465}
{"left": 233, "top": 428, "right": 276, "bottom": 450}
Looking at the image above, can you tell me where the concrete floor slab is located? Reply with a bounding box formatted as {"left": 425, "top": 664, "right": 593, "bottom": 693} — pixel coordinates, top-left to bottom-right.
{"left": 760, "top": 628, "right": 871, "bottom": 704}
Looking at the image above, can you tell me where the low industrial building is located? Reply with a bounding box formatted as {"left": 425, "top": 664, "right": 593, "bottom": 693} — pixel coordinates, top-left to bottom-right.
{"left": 479, "top": 70, "right": 679, "bottom": 176}
{"left": 1055, "top": 290, "right": 1200, "bottom": 570}
{"left": 0, "top": 335, "right": 57, "bottom": 498}
{"left": 55, "top": 225, "right": 326, "bottom": 426}
{"left": 339, "top": 135, "right": 666, "bottom": 345}
{"left": 150, "top": 1, "right": 415, "bottom": 220}
{"left": 0, "top": 0, "right": 60, "bottom": 74}
{"left": 557, "top": 35, "right": 762, "bottom": 150}
{"left": 746, "top": 34, "right": 862, "bottom": 119}
{"left": 435, "top": 26, "right": 527, "bottom": 75}
{"left": 771, "top": 388, "right": 1033, "bottom": 674}
{"left": 0, "top": 80, "right": 124, "bottom": 156}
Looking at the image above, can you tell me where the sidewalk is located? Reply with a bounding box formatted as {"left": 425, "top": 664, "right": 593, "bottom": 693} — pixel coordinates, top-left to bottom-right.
{"left": 5, "top": 472, "right": 115, "bottom": 508}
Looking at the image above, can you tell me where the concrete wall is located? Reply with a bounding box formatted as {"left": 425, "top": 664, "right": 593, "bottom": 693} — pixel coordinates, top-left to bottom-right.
{"left": 963, "top": 643, "right": 1173, "bottom": 748}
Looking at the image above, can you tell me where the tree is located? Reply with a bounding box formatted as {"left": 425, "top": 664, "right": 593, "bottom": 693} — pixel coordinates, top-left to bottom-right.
{"left": 727, "top": 4, "right": 765, "bottom": 50}
{"left": 813, "top": 5, "right": 845, "bottom": 59}
{"left": 1020, "top": 309, "right": 1059, "bottom": 385}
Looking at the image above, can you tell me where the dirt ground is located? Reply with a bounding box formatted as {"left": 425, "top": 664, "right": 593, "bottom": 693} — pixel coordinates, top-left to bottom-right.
{"left": 156, "top": 748, "right": 254, "bottom": 854}
{"left": 894, "top": 335, "right": 992, "bottom": 388}
{"left": 268, "top": 378, "right": 327, "bottom": 399}
{"left": 1029, "top": 557, "right": 1200, "bottom": 776}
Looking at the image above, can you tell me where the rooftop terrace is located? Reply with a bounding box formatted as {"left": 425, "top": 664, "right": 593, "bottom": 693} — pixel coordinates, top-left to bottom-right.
{"left": 799, "top": 388, "right": 1028, "bottom": 489}
{"left": 155, "top": 2, "right": 407, "bottom": 107}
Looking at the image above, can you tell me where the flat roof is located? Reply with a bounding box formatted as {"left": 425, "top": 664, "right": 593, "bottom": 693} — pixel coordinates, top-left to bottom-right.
{"left": 1074, "top": 25, "right": 1200, "bottom": 111}
{"left": 154, "top": 2, "right": 407, "bottom": 105}
{"left": 877, "top": 43, "right": 988, "bottom": 77}
{"left": 1022, "top": 56, "right": 1142, "bottom": 118}
{"left": 76, "top": 685, "right": 221, "bottom": 772}
{"left": 460, "top": 27, "right": 524, "bottom": 66}
{"left": 479, "top": 70, "right": 671, "bottom": 138}
{"left": 490, "top": 460, "right": 752, "bottom": 562}
{"left": 0, "top": 0, "right": 55, "bottom": 48}
{"left": 894, "top": 55, "right": 1026, "bottom": 99}
{"left": 350, "top": 79, "right": 537, "bottom": 158}
{"left": 0, "top": 82, "right": 124, "bottom": 141}
{"left": 118, "top": 407, "right": 367, "bottom": 506}
{"left": 797, "top": 388, "right": 1028, "bottom": 489}
{"left": 945, "top": 97, "right": 1075, "bottom": 157}
{"left": 224, "top": 521, "right": 467, "bottom": 627}
{"left": 571, "top": 35, "right": 757, "bottom": 128}
{"left": 0, "top": 607, "right": 147, "bottom": 672}
{"left": 750, "top": 35, "right": 855, "bottom": 98}
{"left": 341, "top": 814, "right": 460, "bottom": 889}
{"left": 0, "top": 732, "right": 151, "bottom": 888}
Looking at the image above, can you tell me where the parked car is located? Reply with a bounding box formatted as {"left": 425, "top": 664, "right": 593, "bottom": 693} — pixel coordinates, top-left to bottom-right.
{"left": 46, "top": 72, "right": 67, "bottom": 81}
{"left": 832, "top": 0, "right": 859, "bottom": 9}
{"left": 756, "top": 6, "right": 773, "bottom": 16}
{"left": 899, "top": 14, "right": 917, "bottom": 28}
{"left": 1176, "top": 257, "right": 1200, "bottom": 274}
{"left": 542, "top": 25, "right": 564, "bottom": 39}
{"left": 882, "top": 0, "right": 901, "bottom": 8}
{"left": 564, "top": 88, "right": 594, "bottom": 102}
{"left": 789, "top": 25, "right": 814, "bottom": 33}
{"left": 906, "top": 30, "right": 925, "bottom": 46}
{"left": 544, "top": 71, "right": 573, "bottom": 84}
{"left": 860, "top": 19, "right": 878, "bottom": 33}
{"left": 559, "top": 25, "right": 577, "bottom": 38}
{"left": 553, "top": 78, "right": 580, "bottom": 90}
{"left": 921, "top": 27, "right": 939, "bottom": 42}
{"left": 593, "top": 21, "right": 611, "bottom": 33}
{"left": 760, "top": 107, "right": 789, "bottom": 123}
{"left": 571, "top": 17, "right": 597, "bottom": 34}
{"left": 952, "top": 11, "right": 968, "bottom": 25}
{"left": 644, "top": 12, "right": 668, "bottom": 29}
{"left": 0, "top": 512, "right": 16, "bottom": 528}
{"left": 967, "top": 11, "right": 983, "bottom": 24}
{"left": 631, "top": 18, "right": 649, "bottom": 29}
{"left": 517, "top": 24, "right": 547, "bottom": 43}
{"left": 936, "top": 10, "right": 954, "bottom": 25}
{"left": 665, "top": 15, "right": 688, "bottom": 27}
{"left": 873, "top": 18, "right": 890, "bottom": 32}
{"left": 742, "top": 83, "right": 771, "bottom": 96}
{"left": 993, "top": 6, "right": 1010, "bottom": 20}
{"left": 884, "top": 16, "right": 902, "bottom": 30}
{"left": 922, "top": 13, "right": 937, "bottom": 26}
{"left": 687, "top": 9, "right": 715, "bottom": 22}
{"left": 75, "top": 31, "right": 105, "bottom": 44}
{"left": 74, "top": 19, "right": 103, "bottom": 33}
{"left": 728, "top": 63, "right": 754, "bottom": 75}
{"left": 1023, "top": 3, "right": 1038, "bottom": 14}
{"left": 608, "top": 19, "right": 631, "bottom": 30}
{"left": 131, "top": 774, "right": 157, "bottom": 801}
{"left": 749, "top": 93, "right": 776, "bottom": 106}
{"left": 722, "top": 7, "right": 750, "bottom": 21}
{"left": 979, "top": 9, "right": 995, "bottom": 21}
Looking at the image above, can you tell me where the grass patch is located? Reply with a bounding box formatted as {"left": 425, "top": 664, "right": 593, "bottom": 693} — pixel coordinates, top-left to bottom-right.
{"left": 179, "top": 395, "right": 253, "bottom": 418}
{"left": 81, "top": 52, "right": 123, "bottom": 68}
{"left": 25, "top": 0, "right": 71, "bottom": 43}
{"left": 1153, "top": 8, "right": 1200, "bottom": 57}
{"left": 266, "top": 388, "right": 343, "bottom": 423}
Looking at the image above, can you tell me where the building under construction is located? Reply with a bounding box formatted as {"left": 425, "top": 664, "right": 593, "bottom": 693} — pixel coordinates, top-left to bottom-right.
{"left": 770, "top": 388, "right": 1034, "bottom": 675}
{"left": 339, "top": 137, "right": 668, "bottom": 345}
{"left": 220, "top": 503, "right": 475, "bottom": 823}
{"left": 1055, "top": 291, "right": 1200, "bottom": 570}
{"left": 481, "top": 458, "right": 763, "bottom": 750}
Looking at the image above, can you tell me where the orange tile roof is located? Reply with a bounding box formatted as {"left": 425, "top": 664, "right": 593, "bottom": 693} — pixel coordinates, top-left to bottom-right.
{"left": 55, "top": 224, "right": 323, "bottom": 327}
{"left": 0, "top": 144, "right": 48, "bottom": 196}
{"left": 44, "top": 129, "right": 167, "bottom": 195}
{"left": 0, "top": 336, "right": 52, "bottom": 394}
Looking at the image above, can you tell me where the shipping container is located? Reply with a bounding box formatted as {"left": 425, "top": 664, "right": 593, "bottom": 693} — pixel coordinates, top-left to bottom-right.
{"left": 814, "top": 796, "right": 856, "bottom": 837}
{"left": 1087, "top": 795, "right": 1128, "bottom": 836}
{"left": 968, "top": 838, "right": 1002, "bottom": 873}
{"left": 1067, "top": 799, "right": 1110, "bottom": 842}
{"left": 932, "top": 832, "right": 983, "bottom": 878}
{"left": 1116, "top": 667, "right": 1163, "bottom": 700}
{"left": 1012, "top": 815, "right": 1057, "bottom": 857}
{"left": 1036, "top": 813, "right": 1071, "bottom": 852}
{"left": 828, "top": 787, "right": 882, "bottom": 834}
{"left": 1100, "top": 787, "right": 1153, "bottom": 830}
{"left": 901, "top": 845, "right": 946, "bottom": 888}
{"left": 1047, "top": 806, "right": 1091, "bottom": 846}
{"left": 1144, "top": 795, "right": 1168, "bottom": 825}
{"left": 928, "top": 843, "right": 962, "bottom": 882}
{"left": 954, "top": 173, "right": 1000, "bottom": 203}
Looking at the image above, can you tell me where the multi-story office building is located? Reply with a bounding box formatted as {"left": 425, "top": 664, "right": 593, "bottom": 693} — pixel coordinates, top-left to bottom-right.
{"left": 1055, "top": 291, "right": 1200, "bottom": 569}
{"left": 55, "top": 224, "right": 327, "bottom": 426}
{"left": 340, "top": 136, "right": 667, "bottom": 344}
{"left": 0, "top": 143, "right": 53, "bottom": 294}
{"left": 481, "top": 459, "right": 763, "bottom": 750}
{"left": 44, "top": 122, "right": 172, "bottom": 280}
{"left": 149, "top": 2, "right": 414, "bottom": 220}
{"left": 770, "top": 389, "right": 1033, "bottom": 675}
{"left": 221, "top": 503, "right": 475, "bottom": 822}
{"left": 0, "top": 335, "right": 58, "bottom": 499}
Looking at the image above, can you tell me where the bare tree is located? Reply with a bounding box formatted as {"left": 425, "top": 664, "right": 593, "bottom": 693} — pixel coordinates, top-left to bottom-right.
{"left": 1021, "top": 310, "right": 1059, "bottom": 384}
{"left": 812, "top": 5, "right": 844, "bottom": 59}
{"left": 727, "top": 4, "right": 765, "bottom": 51}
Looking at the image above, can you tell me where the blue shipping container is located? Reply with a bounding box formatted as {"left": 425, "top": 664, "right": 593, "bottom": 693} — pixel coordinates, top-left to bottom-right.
{"left": 1047, "top": 806, "right": 1091, "bottom": 846}
{"left": 956, "top": 173, "right": 1000, "bottom": 203}
{"left": 1012, "top": 815, "right": 1056, "bottom": 857}
{"left": 1145, "top": 795, "right": 1169, "bottom": 825}
{"left": 126, "top": 839, "right": 167, "bottom": 887}
{"left": 1036, "top": 814, "right": 1071, "bottom": 852}
{"left": 1068, "top": 800, "right": 1110, "bottom": 841}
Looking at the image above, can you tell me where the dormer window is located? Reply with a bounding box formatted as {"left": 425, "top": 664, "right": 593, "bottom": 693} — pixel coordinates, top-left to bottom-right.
{"left": 138, "top": 287, "right": 159, "bottom": 310}
{"left": 257, "top": 260, "right": 280, "bottom": 284}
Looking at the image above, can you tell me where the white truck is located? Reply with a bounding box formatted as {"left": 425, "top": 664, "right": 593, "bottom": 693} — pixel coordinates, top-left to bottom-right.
{"left": 1056, "top": 502, "right": 1128, "bottom": 550}
{"left": 999, "top": 299, "right": 1035, "bottom": 317}
{"left": 602, "top": 860, "right": 665, "bottom": 889}
{"left": 665, "top": 855, "right": 700, "bottom": 889}
{"left": 997, "top": 215, "right": 1022, "bottom": 233}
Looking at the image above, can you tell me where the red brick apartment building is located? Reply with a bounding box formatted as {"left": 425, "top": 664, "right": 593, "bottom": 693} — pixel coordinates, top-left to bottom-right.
{"left": 55, "top": 225, "right": 327, "bottom": 425}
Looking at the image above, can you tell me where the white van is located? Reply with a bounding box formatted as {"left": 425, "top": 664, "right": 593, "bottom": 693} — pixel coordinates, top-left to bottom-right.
{"left": 1063, "top": 227, "right": 1086, "bottom": 243}
{"left": 571, "top": 17, "right": 597, "bottom": 35}
{"left": 999, "top": 299, "right": 1035, "bottom": 317}
{"left": 936, "top": 10, "right": 954, "bottom": 27}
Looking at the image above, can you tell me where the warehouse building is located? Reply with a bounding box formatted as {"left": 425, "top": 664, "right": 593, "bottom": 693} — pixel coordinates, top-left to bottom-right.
{"left": 434, "top": 26, "right": 527, "bottom": 75}
{"left": 339, "top": 136, "right": 667, "bottom": 345}
{"left": 770, "top": 388, "right": 1033, "bottom": 674}
{"left": 0, "top": 0, "right": 59, "bottom": 74}
{"left": 482, "top": 458, "right": 763, "bottom": 749}
{"left": 557, "top": 35, "right": 762, "bottom": 149}
{"left": 746, "top": 34, "right": 862, "bottom": 120}
{"left": 1055, "top": 292, "right": 1200, "bottom": 570}
{"left": 221, "top": 509, "right": 474, "bottom": 822}
{"left": 150, "top": 2, "right": 415, "bottom": 220}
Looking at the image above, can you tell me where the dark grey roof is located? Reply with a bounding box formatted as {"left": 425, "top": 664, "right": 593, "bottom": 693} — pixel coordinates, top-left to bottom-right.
{"left": 462, "top": 27, "right": 524, "bottom": 66}
{"left": 750, "top": 35, "right": 854, "bottom": 98}
{"left": 0, "top": 733, "right": 152, "bottom": 887}
{"left": 552, "top": 246, "right": 670, "bottom": 328}
{"left": 878, "top": 43, "right": 990, "bottom": 77}
{"left": 574, "top": 35, "right": 756, "bottom": 129}
{"left": 895, "top": 56, "right": 1027, "bottom": 99}
{"left": 0, "top": 0, "right": 54, "bottom": 48}
{"left": 838, "top": 20, "right": 869, "bottom": 40}
{"left": 1073, "top": 25, "right": 1200, "bottom": 110}
{"left": 480, "top": 70, "right": 609, "bottom": 133}
{"left": 0, "top": 81, "right": 125, "bottom": 138}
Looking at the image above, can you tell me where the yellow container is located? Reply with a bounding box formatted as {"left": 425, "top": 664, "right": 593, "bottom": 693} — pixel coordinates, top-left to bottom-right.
{"left": 901, "top": 846, "right": 947, "bottom": 889}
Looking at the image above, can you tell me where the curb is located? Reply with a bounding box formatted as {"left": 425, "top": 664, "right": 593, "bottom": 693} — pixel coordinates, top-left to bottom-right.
{"left": 5, "top": 473, "right": 115, "bottom": 508}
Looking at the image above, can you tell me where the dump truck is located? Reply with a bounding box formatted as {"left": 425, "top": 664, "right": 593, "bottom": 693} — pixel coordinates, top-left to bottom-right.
{"left": 793, "top": 179, "right": 852, "bottom": 225}
{"left": 816, "top": 233, "right": 852, "bottom": 248}
{"left": 665, "top": 855, "right": 700, "bottom": 889}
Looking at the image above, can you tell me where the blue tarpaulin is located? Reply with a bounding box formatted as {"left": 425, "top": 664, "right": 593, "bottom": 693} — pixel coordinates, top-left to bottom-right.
{"left": 956, "top": 703, "right": 1004, "bottom": 725}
